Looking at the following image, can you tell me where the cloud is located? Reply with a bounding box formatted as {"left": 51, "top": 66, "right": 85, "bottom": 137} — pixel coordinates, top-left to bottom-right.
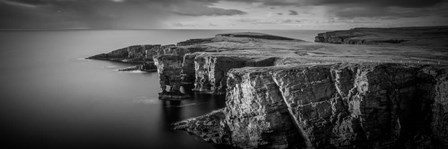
{"left": 226, "top": 0, "right": 448, "bottom": 19}
{"left": 308, "top": 0, "right": 447, "bottom": 8}
{"left": 237, "top": 18, "right": 301, "bottom": 25}
{"left": 172, "top": 6, "right": 246, "bottom": 16}
{"left": 282, "top": 19, "right": 301, "bottom": 23}
{"left": 168, "top": 0, "right": 246, "bottom": 16}
{"left": 327, "top": 2, "right": 448, "bottom": 19}
{"left": 289, "top": 10, "right": 298, "bottom": 15}
{"left": 111, "top": 0, "right": 125, "bottom": 2}
{"left": 0, "top": 0, "right": 447, "bottom": 29}
{"left": 0, "top": 0, "right": 246, "bottom": 29}
{"left": 1, "top": 0, "right": 38, "bottom": 8}
{"left": 226, "top": 0, "right": 448, "bottom": 8}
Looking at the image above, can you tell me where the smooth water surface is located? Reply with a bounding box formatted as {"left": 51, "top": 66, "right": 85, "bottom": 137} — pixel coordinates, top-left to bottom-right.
{"left": 0, "top": 30, "right": 326, "bottom": 149}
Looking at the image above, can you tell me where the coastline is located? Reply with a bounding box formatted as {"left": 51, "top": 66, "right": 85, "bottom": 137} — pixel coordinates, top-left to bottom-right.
{"left": 87, "top": 26, "right": 448, "bottom": 148}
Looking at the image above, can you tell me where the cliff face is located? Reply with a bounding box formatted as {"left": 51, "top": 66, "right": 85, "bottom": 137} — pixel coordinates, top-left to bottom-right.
{"left": 151, "top": 32, "right": 296, "bottom": 96}
{"left": 153, "top": 55, "right": 189, "bottom": 99}
{"left": 429, "top": 67, "right": 448, "bottom": 146}
{"left": 176, "top": 63, "right": 448, "bottom": 148}
{"left": 272, "top": 63, "right": 448, "bottom": 148}
{"left": 315, "top": 26, "right": 448, "bottom": 46}
{"left": 151, "top": 46, "right": 212, "bottom": 98}
{"left": 193, "top": 54, "right": 276, "bottom": 94}
{"left": 224, "top": 66, "right": 304, "bottom": 148}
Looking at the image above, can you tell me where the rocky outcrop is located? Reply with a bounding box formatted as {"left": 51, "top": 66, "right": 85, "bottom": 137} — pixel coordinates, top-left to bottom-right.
{"left": 173, "top": 109, "right": 231, "bottom": 144}
{"left": 154, "top": 55, "right": 190, "bottom": 99}
{"left": 151, "top": 46, "right": 212, "bottom": 97}
{"left": 176, "top": 63, "right": 448, "bottom": 149}
{"left": 87, "top": 44, "right": 166, "bottom": 72}
{"left": 180, "top": 53, "right": 200, "bottom": 87}
{"left": 118, "top": 62, "right": 158, "bottom": 72}
{"left": 315, "top": 26, "right": 448, "bottom": 46}
{"left": 87, "top": 44, "right": 162, "bottom": 63}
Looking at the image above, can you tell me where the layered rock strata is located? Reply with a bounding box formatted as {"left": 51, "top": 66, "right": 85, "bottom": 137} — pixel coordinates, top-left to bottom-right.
{"left": 193, "top": 54, "right": 277, "bottom": 94}
{"left": 151, "top": 32, "right": 305, "bottom": 97}
{"left": 175, "top": 63, "right": 448, "bottom": 149}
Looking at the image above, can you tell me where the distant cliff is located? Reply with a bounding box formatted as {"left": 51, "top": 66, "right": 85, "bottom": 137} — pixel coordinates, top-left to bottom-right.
{"left": 315, "top": 26, "right": 448, "bottom": 46}
{"left": 87, "top": 45, "right": 161, "bottom": 63}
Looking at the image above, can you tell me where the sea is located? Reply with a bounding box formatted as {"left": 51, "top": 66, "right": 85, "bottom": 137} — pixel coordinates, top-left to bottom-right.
{"left": 0, "top": 30, "right": 328, "bottom": 149}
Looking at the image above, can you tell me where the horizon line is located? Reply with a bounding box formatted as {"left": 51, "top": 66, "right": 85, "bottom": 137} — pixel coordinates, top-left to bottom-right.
{"left": 1, "top": 25, "right": 447, "bottom": 31}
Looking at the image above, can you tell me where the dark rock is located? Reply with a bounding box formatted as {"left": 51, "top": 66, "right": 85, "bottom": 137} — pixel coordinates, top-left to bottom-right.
{"left": 117, "top": 65, "right": 140, "bottom": 71}
{"left": 173, "top": 109, "right": 231, "bottom": 145}
{"left": 140, "top": 62, "right": 158, "bottom": 72}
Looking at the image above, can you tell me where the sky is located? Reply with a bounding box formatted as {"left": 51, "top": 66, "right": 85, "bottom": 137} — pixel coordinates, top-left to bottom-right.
{"left": 0, "top": 0, "right": 448, "bottom": 30}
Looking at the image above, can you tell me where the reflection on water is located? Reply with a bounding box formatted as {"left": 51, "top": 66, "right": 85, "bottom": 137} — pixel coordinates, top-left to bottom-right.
{"left": 0, "top": 30, "right": 323, "bottom": 149}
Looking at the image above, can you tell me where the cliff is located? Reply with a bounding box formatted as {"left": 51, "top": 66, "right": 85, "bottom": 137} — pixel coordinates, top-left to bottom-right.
{"left": 88, "top": 28, "right": 448, "bottom": 148}
{"left": 315, "top": 26, "right": 448, "bottom": 46}
{"left": 168, "top": 30, "right": 448, "bottom": 148}
{"left": 152, "top": 32, "right": 307, "bottom": 97}
{"left": 175, "top": 63, "right": 448, "bottom": 148}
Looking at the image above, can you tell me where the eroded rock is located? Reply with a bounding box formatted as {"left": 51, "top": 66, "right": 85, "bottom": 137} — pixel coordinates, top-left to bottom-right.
{"left": 194, "top": 54, "right": 276, "bottom": 95}
{"left": 176, "top": 63, "right": 448, "bottom": 149}
{"left": 154, "top": 55, "right": 190, "bottom": 99}
{"left": 173, "top": 109, "right": 231, "bottom": 145}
